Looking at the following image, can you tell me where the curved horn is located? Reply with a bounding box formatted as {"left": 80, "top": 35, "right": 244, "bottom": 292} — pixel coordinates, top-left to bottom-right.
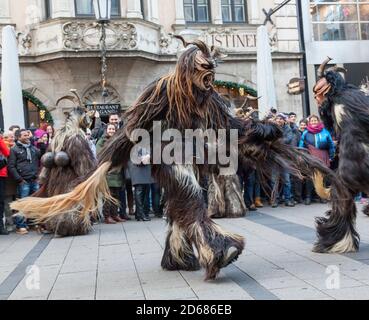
{"left": 317, "top": 56, "right": 332, "bottom": 79}
{"left": 245, "top": 95, "right": 260, "bottom": 101}
{"left": 327, "top": 66, "right": 347, "bottom": 74}
{"left": 70, "top": 89, "right": 84, "bottom": 108}
{"left": 56, "top": 95, "right": 78, "bottom": 107}
{"left": 210, "top": 46, "right": 228, "bottom": 60}
{"left": 189, "top": 39, "right": 210, "bottom": 54}
{"left": 173, "top": 35, "right": 189, "bottom": 48}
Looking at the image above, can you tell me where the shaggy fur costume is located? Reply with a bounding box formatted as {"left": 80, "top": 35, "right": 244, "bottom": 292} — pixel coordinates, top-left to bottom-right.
{"left": 312, "top": 58, "right": 369, "bottom": 253}
{"left": 10, "top": 38, "right": 334, "bottom": 280}
{"left": 208, "top": 173, "right": 246, "bottom": 218}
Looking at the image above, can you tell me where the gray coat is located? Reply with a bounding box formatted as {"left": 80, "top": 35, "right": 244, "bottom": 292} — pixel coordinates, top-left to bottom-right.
{"left": 127, "top": 154, "right": 153, "bottom": 186}
{"left": 128, "top": 149, "right": 154, "bottom": 186}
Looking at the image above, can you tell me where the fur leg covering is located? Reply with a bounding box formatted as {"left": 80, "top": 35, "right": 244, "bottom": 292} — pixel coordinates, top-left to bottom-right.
{"left": 161, "top": 222, "right": 200, "bottom": 271}
{"left": 10, "top": 162, "right": 114, "bottom": 235}
{"left": 208, "top": 174, "right": 246, "bottom": 218}
{"left": 313, "top": 181, "right": 360, "bottom": 253}
{"left": 154, "top": 164, "right": 245, "bottom": 280}
{"left": 188, "top": 219, "right": 244, "bottom": 280}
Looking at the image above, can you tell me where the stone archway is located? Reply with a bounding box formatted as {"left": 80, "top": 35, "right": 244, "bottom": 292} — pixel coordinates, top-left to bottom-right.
{"left": 82, "top": 83, "right": 123, "bottom": 123}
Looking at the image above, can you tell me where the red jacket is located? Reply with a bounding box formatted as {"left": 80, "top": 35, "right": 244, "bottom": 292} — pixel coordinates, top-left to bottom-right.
{"left": 0, "top": 137, "right": 10, "bottom": 177}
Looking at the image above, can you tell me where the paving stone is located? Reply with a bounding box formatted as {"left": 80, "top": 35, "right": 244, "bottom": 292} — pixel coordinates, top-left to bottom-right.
{"left": 8, "top": 265, "right": 60, "bottom": 300}
{"left": 270, "top": 285, "right": 332, "bottom": 300}
{"left": 322, "top": 286, "right": 369, "bottom": 300}
{"left": 48, "top": 271, "right": 96, "bottom": 300}
{"left": 144, "top": 287, "right": 197, "bottom": 300}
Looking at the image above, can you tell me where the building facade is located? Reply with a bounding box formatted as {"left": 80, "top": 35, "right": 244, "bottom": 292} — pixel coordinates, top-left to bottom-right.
{"left": 0, "top": 0, "right": 306, "bottom": 129}
{"left": 301, "top": 0, "right": 369, "bottom": 116}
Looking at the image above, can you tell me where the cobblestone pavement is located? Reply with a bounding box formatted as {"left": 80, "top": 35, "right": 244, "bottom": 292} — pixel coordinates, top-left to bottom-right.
{"left": 1, "top": 203, "right": 369, "bottom": 300}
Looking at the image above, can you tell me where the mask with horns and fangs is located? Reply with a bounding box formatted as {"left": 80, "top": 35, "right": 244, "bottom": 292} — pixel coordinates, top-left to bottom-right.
{"left": 56, "top": 89, "right": 96, "bottom": 129}
{"left": 174, "top": 35, "right": 227, "bottom": 91}
{"left": 313, "top": 57, "right": 347, "bottom": 106}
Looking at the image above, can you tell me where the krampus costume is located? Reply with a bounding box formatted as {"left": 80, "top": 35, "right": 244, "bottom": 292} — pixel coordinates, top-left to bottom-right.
{"left": 11, "top": 38, "right": 333, "bottom": 280}
{"left": 14, "top": 91, "right": 98, "bottom": 236}
{"left": 207, "top": 172, "right": 246, "bottom": 219}
{"left": 312, "top": 57, "right": 369, "bottom": 253}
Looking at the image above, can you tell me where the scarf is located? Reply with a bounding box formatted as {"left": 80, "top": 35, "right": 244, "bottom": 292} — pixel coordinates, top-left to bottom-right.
{"left": 18, "top": 142, "right": 32, "bottom": 163}
{"left": 307, "top": 123, "right": 324, "bottom": 134}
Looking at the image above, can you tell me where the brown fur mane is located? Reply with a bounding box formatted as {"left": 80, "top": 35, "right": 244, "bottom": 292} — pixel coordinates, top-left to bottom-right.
{"left": 124, "top": 45, "right": 230, "bottom": 135}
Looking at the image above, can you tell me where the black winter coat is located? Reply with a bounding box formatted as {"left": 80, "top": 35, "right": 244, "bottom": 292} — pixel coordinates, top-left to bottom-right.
{"left": 8, "top": 142, "right": 40, "bottom": 183}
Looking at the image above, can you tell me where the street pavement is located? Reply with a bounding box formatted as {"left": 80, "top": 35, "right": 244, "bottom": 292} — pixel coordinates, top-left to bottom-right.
{"left": 1, "top": 202, "right": 369, "bottom": 300}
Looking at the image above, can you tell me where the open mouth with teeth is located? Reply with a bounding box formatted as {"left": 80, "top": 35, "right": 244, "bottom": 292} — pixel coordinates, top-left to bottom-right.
{"left": 202, "top": 72, "right": 215, "bottom": 90}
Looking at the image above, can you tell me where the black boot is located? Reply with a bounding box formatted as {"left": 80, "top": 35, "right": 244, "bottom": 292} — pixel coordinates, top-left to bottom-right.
{"left": 0, "top": 221, "right": 9, "bottom": 235}
{"left": 135, "top": 185, "right": 146, "bottom": 221}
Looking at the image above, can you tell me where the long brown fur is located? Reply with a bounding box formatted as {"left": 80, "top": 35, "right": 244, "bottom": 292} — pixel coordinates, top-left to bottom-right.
{"left": 10, "top": 162, "right": 114, "bottom": 225}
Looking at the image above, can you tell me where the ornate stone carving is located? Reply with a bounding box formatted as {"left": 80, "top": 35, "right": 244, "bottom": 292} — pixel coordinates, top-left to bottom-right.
{"left": 159, "top": 28, "right": 171, "bottom": 53}
{"left": 159, "top": 28, "right": 179, "bottom": 55}
{"left": 16, "top": 30, "right": 32, "bottom": 55}
{"left": 269, "top": 25, "right": 278, "bottom": 52}
{"left": 82, "top": 84, "right": 122, "bottom": 105}
{"left": 62, "top": 21, "right": 138, "bottom": 51}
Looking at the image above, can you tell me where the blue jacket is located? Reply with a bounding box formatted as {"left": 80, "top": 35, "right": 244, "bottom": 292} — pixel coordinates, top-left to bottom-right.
{"left": 299, "top": 128, "right": 335, "bottom": 160}
{"left": 281, "top": 124, "right": 293, "bottom": 145}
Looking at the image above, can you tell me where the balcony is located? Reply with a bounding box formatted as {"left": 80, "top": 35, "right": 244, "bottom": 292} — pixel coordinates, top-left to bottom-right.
{"left": 0, "top": 17, "right": 180, "bottom": 63}
{"left": 0, "top": 17, "right": 301, "bottom": 64}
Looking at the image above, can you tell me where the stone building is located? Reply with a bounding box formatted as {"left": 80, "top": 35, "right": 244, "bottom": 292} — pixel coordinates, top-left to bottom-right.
{"left": 301, "top": 0, "right": 369, "bottom": 116}
{"left": 0, "top": 0, "right": 306, "bottom": 128}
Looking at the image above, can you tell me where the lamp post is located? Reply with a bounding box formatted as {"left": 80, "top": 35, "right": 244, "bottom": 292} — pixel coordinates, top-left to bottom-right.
{"left": 93, "top": 0, "right": 111, "bottom": 98}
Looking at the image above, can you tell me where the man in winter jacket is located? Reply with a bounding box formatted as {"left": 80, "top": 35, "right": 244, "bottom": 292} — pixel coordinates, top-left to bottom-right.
{"left": 8, "top": 129, "right": 41, "bottom": 234}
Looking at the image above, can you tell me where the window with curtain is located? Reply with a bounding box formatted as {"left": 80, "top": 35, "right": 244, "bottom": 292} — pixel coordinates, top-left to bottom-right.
{"left": 75, "top": 0, "right": 121, "bottom": 16}
{"left": 184, "top": 0, "right": 210, "bottom": 23}
{"left": 310, "top": 0, "right": 369, "bottom": 41}
{"left": 221, "top": 0, "right": 247, "bottom": 23}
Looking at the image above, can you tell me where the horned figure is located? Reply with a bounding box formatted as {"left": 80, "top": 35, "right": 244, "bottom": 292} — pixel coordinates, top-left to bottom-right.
{"left": 14, "top": 90, "right": 101, "bottom": 236}
{"left": 312, "top": 57, "right": 369, "bottom": 253}
{"left": 11, "top": 37, "right": 333, "bottom": 279}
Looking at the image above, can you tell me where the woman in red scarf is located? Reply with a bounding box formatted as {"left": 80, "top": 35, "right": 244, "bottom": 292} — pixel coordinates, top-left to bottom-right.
{"left": 299, "top": 115, "right": 336, "bottom": 205}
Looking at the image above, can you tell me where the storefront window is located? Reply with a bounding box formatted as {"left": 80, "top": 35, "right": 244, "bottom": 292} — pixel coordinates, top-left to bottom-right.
{"left": 184, "top": 0, "right": 210, "bottom": 23}
{"left": 310, "top": 1, "right": 369, "bottom": 40}
{"left": 75, "top": 0, "right": 120, "bottom": 17}
{"left": 221, "top": 0, "right": 247, "bottom": 23}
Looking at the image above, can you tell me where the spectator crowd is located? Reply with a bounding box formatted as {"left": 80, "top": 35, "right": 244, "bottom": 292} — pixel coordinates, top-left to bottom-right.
{"left": 0, "top": 107, "right": 367, "bottom": 236}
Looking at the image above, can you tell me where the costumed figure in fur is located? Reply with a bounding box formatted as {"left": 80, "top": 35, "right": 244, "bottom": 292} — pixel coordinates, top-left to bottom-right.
{"left": 11, "top": 37, "right": 335, "bottom": 280}
{"left": 207, "top": 169, "right": 246, "bottom": 219}
{"left": 19, "top": 90, "right": 99, "bottom": 236}
{"left": 311, "top": 57, "right": 369, "bottom": 253}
